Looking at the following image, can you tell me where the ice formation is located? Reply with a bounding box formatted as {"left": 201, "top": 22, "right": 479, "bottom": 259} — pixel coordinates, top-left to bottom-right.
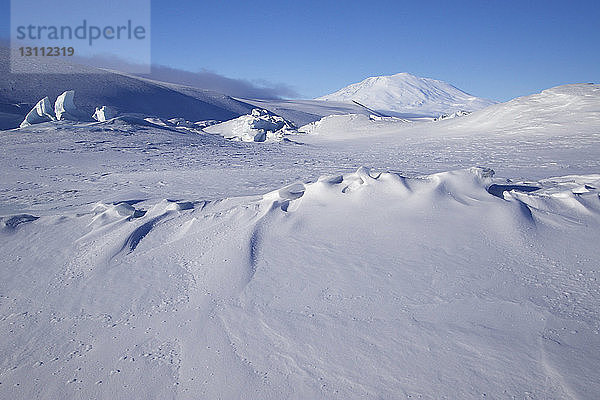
{"left": 204, "top": 108, "right": 297, "bottom": 142}
{"left": 19, "top": 97, "right": 56, "bottom": 127}
{"left": 54, "top": 90, "right": 87, "bottom": 121}
{"left": 92, "top": 106, "right": 118, "bottom": 122}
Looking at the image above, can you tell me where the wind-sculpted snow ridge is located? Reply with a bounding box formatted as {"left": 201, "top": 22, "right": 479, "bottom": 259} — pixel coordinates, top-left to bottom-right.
{"left": 1, "top": 166, "right": 599, "bottom": 399}
{"left": 204, "top": 108, "right": 298, "bottom": 142}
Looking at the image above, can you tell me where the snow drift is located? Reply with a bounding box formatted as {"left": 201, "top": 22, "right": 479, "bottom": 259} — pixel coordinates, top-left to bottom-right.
{"left": 1, "top": 166, "right": 599, "bottom": 399}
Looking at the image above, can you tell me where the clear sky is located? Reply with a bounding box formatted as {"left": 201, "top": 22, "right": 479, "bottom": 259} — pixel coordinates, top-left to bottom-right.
{"left": 2, "top": 0, "right": 599, "bottom": 101}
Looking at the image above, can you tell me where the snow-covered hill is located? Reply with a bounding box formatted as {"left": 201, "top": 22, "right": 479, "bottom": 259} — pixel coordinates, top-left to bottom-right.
{"left": 433, "top": 83, "right": 600, "bottom": 134}
{"left": 302, "top": 83, "right": 600, "bottom": 143}
{"left": 317, "top": 72, "right": 496, "bottom": 117}
{"left": 0, "top": 48, "right": 255, "bottom": 129}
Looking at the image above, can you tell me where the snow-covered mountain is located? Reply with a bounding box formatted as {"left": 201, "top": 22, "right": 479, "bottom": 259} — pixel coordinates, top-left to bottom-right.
{"left": 317, "top": 72, "right": 496, "bottom": 117}
{"left": 304, "top": 83, "right": 600, "bottom": 148}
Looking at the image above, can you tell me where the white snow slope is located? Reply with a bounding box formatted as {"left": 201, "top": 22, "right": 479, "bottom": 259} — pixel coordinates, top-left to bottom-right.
{"left": 317, "top": 72, "right": 497, "bottom": 117}
{"left": 0, "top": 47, "right": 255, "bottom": 129}
{"left": 0, "top": 83, "right": 599, "bottom": 399}
{"left": 299, "top": 113, "right": 409, "bottom": 140}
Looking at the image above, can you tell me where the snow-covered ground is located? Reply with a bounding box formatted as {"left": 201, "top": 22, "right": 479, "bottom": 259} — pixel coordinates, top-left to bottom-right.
{"left": 1, "top": 82, "right": 599, "bottom": 399}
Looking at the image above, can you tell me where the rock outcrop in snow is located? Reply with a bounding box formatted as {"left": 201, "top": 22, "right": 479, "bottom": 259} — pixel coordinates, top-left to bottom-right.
{"left": 141, "top": 117, "right": 220, "bottom": 133}
{"left": 19, "top": 97, "right": 56, "bottom": 127}
{"left": 317, "top": 72, "right": 496, "bottom": 117}
{"left": 434, "top": 110, "right": 471, "bottom": 121}
{"left": 204, "top": 108, "right": 297, "bottom": 142}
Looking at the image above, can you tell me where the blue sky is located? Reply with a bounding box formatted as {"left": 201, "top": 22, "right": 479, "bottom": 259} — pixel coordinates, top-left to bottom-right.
{"left": 2, "top": 0, "right": 599, "bottom": 101}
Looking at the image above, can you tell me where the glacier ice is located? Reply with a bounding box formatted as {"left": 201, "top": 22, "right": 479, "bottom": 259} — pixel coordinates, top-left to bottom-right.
{"left": 54, "top": 90, "right": 87, "bottom": 121}
{"left": 19, "top": 97, "right": 56, "bottom": 128}
{"left": 204, "top": 108, "right": 297, "bottom": 142}
{"left": 92, "top": 105, "right": 118, "bottom": 122}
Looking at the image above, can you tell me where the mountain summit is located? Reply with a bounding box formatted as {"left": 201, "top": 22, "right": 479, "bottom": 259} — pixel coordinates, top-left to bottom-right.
{"left": 317, "top": 72, "right": 496, "bottom": 117}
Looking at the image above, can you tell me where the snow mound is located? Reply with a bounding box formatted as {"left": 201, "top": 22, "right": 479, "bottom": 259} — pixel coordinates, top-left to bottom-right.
{"left": 317, "top": 72, "right": 496, "bottom": 117}
{"left": 19, "top": 96, "right": 56, "bottom": 127}
{"left": 499, "top": 174, "right": 600, "bottom": 220}
{"left": 90, "top": 202, "right": 146, "bottom": 227}
{"left": 204, "top": 108, "right": 297, "bottom": 142}
{"left": 299, "top": 113, "right": 408, "bottom": 139}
